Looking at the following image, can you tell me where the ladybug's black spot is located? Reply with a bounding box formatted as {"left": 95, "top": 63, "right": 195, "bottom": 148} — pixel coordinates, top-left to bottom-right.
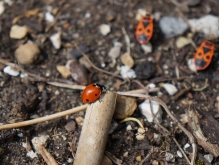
{"left": 137, "top": 34, "right": 148, "bottom": 43}
{"left": 198, "top": 52, "right": 202, "bottom": 56}
{"left": 138, "top": 28, "right": 142, "bottom": 31}
{"left": 86, "top": 99, "right": 89, "bottom": 102}
{"left": 195, "top": 59, "right": 207, "bottom": 68}
{"left": 203, "top": 47, "right": 210, "bottom": 54}
{"left": 95, "top": 94, "right": 98, "bottom": 96}
{"left": 142, "top": 22, "right": 149, "bottom": 28}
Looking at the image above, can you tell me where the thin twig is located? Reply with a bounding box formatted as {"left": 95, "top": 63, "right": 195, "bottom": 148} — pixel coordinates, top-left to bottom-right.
{"left": 0, "top": 104, "right": 88, "bottom": 130}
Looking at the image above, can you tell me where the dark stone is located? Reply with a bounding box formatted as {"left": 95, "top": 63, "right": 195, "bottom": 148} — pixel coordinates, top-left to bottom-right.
{"left": 134, "top": 61, "right": 156, "bottom": 79}
{"left": 67, "top": 44, "right": 90, "bottom": 59}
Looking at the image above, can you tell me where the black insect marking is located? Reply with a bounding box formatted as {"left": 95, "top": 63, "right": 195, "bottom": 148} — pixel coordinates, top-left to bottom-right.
{"left": 86, "top": 99, "right": 89, "bottom": 102}
{"left": 147, "top": 29, "right": 150, "bottom": 33}
{"left": 138, "top": 34, "right": 148, "bottom": 42}
{"left": 195, "top": 59, "right": 207, "bottom": 68}
{"left": 203, "top": 47, "right": 210, "bottom": 54}
{"left": 206, "top": 56, "right": 210, "bottom": 60}
{"left": 198, "top": 52, "right": 202, "bottom": 56}
{"left": 138, "top": 28, "right": 142, "bottom": 31}
{"left": 143, "top": 16, "right": 150, "bottom": 21}
{"left": 205, "top": 42, "right": 212, "bottom": 47}
{"left": 142, "top": 22, "right": 149, "bottom": 28}
{"left": 95, "top": 94, "right": 98, "bottom": 96}
{"left": 93, "top": 84, "right": 96, "bottom": 87}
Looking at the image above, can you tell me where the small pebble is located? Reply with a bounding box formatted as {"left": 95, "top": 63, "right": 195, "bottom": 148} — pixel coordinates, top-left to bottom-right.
{"left": 134, "top": 61, "right": 155, "bottom": 79}
{"left": 161, "top": 83, "right": 178, "bottom": 96}
{"left": 0, "top": 1, "right": 5, "bottom": 15}
{"left": 177, "top": 150, "right": 183, "bottom": 158}
{"left": 204, "top": 154, "right": 214, "bottom": 163}
{"left": 99, "top": 24, "right": 111, "bottom": 36}
{"left": 139, "top": 100, "right": 163, "bottom": 123}
{"left": 15, "top": 42, "right": 40, "bottom": 65}
{"left": 136, "top": 155, "right": 142, "bottom": 162}
{"left": 138, "top": 128, "right": 145, "bottom": 134}
{"left": 136, "top": 134, "right": 145, "bottom": 140}
{"left": 10, "top": 25, "right": 29, "bottom": 39}
{"left": 187, "top": 58, "right": 197, "bottom": 72}
{"left": 189, "top": 15, "right": 219, "bottom": 39}
{"left": 20, "top": 72, "right": 28, "bottom": 78}
{"left": 126, "top": 125, "right": 132, "bottom": 131}
{"left": 136, "top": 8, "right": 147, "bottom": 21}
{"left": 3, "top": 66, "right": 20, "bottom": 76}
{"left": 108, "top": 46, "right": 121, "bottom": 59}
{"left": 159, "top": 16, "right": 188, "bottom": 38}
{"left": 183, "top": 143, "right": 190, "bottom": 150}
{"left": 114, "top": 95, "right": 137, "bottom": 119}
{"left": 75, "top": 116, "right": 84, "bottom": 126}
{"left": 64, "top": 120, "right": 76, "bottom": 132}
{"left": 32, "top": 135, "right": 49, "bottom": 152}
{"left": 67, "top": 44, "right": 90, "bottom": 59}
{"left": 50, "top": 32, "right": 61, "bottom": 49}
{"left": 101, "top": 155, "right": 113, "bottom": 165}
{"left": 165, "top": 152, "right": 175, "bottom": 162}
{"left": 141, "top": 42, "right": 153, "bottom": 54}
{"left": 176, "top": 37, "right": 191, "bottom": 48}
{"left": 27, "top": 150, "right": 38, "bottom": 159}
{"left": 120, "top": 65, "right": 136, "bottom": 78}
{"left": 56, "top": 65, "right": 71, "bottom": 78}
{"left": 123, "top": 152, "right": 128, "bottom": 157}
{"left": 45, "top": 12, "right": 54, "bottom": 22}
{"left": 120, "top": 52, "right": 134, "bottom": 68}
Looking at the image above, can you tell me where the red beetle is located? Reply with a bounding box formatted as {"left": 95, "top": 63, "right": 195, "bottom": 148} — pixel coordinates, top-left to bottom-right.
{"left": 81, "top": 83, "right": 106, "bottom": 103}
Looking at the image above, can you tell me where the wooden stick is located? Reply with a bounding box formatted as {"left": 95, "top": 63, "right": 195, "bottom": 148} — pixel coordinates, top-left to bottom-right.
{"left": 0, "top": 104, "right": 88, "bottom": 130}
{"left": 74, "top": 91, "right": 117, "bottom": 165}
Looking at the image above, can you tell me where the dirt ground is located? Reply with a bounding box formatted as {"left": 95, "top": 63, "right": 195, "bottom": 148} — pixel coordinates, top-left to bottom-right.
{"left": 0, "top": 0, "right": 219, "bottom": 165}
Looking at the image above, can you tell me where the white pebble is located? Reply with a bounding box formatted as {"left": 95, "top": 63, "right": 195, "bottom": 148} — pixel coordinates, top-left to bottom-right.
{"left": 162, "top": 83, "right": 178, "bottom": 96}
{"left": 139, "top": 100, "right": 163, "bottom": 123}
{"left": 187, "top": 58, "right": 197, "bottom": 72}
{"left": 99, "top": 24, "right": 111, "bottom": 36}
{"left": 148, "top": 83, "right": 156, "bottom": 89}
{"left": 126, "top": 125, "right": 132, "bottom": 131}
{"left": 204, "top": 154, "right": 214, "bottom": 163}
{"left": 45, "top": 12, "right": 54, "bottom": 23}
{"left": 141, "top": 42, "right": 152, "bottom": 54}
{"left": 108, "top": 46, "right": 121, "bottom": 59}
{"left": 3, "top": 66, "right": 20, "bottom": 76}
{"left": 165, "top": 152, "right": 175, "bottom": 162}
{"left": 50, "top": 32, "right": 61, "bottom": 49}
{"left": 120, "top": 65, "right": 136, "bottom": 78}
{"left": 183, "top": 143, "right": 190, "bottom": 150}
{"left": 177, "top": 150, "right": 183, "bottom": 158}
{"left": 20, "top": 72, "right": 28, "bottom": 78}
{"left": 27, "top": 150, "right": 38, "bottom": 159}
{"left": 189, "top": 15, "right": 219, "bottom": 39}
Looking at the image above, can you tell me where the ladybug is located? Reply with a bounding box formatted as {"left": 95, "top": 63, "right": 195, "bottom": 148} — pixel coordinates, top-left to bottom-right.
{"left": 135, "top": 15, "right": 153, "bottom": 44}
{"left": 81, "top": 83, "right": 106, "bottom": 103}
{"left": 194, "top": 40, "right": 215, "bottom": 70}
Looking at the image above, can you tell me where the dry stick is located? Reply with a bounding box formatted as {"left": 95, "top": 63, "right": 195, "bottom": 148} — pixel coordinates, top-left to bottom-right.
{"left": 0, "top": 104, "right": 88, "bottom": 130}
{"left": 37, "top": 143, "right": 58, "bottom": 165}
{"left": 115, "top": 92, "right": 197, "bottom": 165}
{"left": 74, "top": 91, "right": 117, "bottom": 165}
